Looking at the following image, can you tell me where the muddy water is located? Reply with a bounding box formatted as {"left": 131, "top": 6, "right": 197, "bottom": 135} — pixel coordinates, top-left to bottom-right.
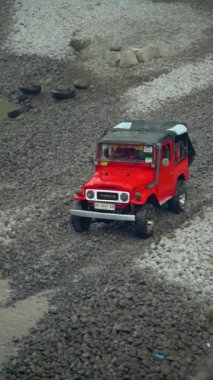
{"left": 0, "top": 102, "right": 16, "bottom": 121}
{"left": 0, "top": 280, "right": 50, "bottom": 366}
{"left": 0, "top": 280, "right": 11, "bottom": 303}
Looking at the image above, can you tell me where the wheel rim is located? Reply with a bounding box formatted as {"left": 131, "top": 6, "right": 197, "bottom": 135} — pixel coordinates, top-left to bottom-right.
{"left": 147, "top": 213, "right": 154, "bottom": 233}
{"left": 179, "top": 191, "right": 186, "bottom": 208}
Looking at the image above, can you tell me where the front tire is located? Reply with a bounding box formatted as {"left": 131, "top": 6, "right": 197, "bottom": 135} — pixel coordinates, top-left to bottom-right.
{"left": 52, "top": 88, "right": 76, "bottom": 100}
{"left": 135, "top": 204, "right": 155, "bottom": 238}
{"left": 168, "top": 181, "right": 187, "bottom": 213}
{"left": 71, "top": 201, "right": 91, "bottom": 232}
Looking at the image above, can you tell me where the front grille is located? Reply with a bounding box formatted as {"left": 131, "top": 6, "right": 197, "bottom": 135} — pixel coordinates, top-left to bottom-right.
{"left": 97, "top": 192, "right": 118, "bottom": 201}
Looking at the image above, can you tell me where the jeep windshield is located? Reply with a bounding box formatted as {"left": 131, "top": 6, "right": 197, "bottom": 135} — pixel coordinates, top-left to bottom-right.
{"left": 99, "top": 143, "right": 154, "bottom": 163}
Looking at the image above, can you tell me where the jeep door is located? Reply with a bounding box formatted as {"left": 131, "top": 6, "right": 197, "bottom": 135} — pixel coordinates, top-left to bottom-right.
{"left": 157, "top": 141, "right": 175, "bottom": 202}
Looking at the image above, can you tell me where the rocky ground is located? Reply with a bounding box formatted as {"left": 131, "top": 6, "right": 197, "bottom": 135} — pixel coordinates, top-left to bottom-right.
{"left": 0, "top": 0, "right": 213, "bottom": 379}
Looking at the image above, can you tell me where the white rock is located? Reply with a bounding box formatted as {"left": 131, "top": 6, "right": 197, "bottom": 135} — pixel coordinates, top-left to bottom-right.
{"left": 119, "top": 49, "right": 138, "bottom": 68}
{"left": 135, "top": 43, "right": 161, "bottom": 63}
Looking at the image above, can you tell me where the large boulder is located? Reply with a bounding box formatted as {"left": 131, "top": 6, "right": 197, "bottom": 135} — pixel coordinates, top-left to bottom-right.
{"left": 119, "top": 49, "right": 138, "bottom": 68}
{"left": 135, "top": 43, "right": 161, "bottom": 63}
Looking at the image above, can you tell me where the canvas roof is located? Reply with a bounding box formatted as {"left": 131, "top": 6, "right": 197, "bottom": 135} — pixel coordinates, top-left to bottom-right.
{"left": 99, "top": 120, "right": 188, "bottom": 145}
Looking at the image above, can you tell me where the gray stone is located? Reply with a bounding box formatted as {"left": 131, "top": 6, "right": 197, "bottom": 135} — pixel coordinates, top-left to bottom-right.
{"left": 74, "top": 78, "right": 90, "bottom": 89}
{"left": 203, "top": 309, "right": 213, "bottom": 322}
{"left": 69, "top": 38, "right": 91, "bottom": 51}
{"left": 109, "top": 41, "right": 122, "bottom": 51}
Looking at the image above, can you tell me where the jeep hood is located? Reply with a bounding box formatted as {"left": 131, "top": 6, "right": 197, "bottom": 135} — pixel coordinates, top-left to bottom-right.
{"left": 84, "top": 167, "right": 155, "bottom": 191}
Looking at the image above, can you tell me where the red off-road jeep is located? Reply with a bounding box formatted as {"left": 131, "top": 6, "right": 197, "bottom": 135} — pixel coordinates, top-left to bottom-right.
{"left": 71, "top": 120, "right": 195, "bottom": 237}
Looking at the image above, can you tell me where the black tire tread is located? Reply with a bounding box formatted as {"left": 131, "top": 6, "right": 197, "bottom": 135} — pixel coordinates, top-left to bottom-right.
{"left": 19, "top": 84, "right": 41, "bottom": 95}
{"left": 135, "top": 204, "right": 155, "bottom": 238}
{"left": 71, "top": 201, "right": 91, "bottom": 232}
{"left": 7, "top": 104, "right": 31, "bottom": 119}
{"left": 168, "top": 180, "right": 187, "bottom": 213}
{"left": 52, "top": 88, "right": 76, "bottom": 100}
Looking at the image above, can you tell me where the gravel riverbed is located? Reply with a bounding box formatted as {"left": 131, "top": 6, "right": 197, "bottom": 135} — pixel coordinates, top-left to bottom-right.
{"left": 0, "top": 0, "right": 213, "bottom": 379}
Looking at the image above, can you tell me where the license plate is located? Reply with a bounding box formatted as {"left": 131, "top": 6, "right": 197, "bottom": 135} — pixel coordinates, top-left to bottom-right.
{"left": 94, "top": 202, "right": 115, "bottom": 211}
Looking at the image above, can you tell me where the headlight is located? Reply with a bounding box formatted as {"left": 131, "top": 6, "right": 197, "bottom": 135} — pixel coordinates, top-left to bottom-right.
{"left": 120, "top": 192, "right": 129, "bottom": 202}
{"left": 86, "top": 190, "right": 95, "bottom": 200}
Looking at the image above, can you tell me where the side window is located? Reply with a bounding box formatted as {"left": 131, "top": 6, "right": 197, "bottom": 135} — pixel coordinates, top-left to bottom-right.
{"left": 162, "top": 143, "right": 171, "bottom": 161}
{"left": 174, "top": 136, "right": 187, "bottom": 163}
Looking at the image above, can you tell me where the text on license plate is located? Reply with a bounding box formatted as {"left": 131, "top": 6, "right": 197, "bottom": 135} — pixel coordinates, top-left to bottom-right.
{"left": 94, "top": 202, "right": 115, "bottom": 211}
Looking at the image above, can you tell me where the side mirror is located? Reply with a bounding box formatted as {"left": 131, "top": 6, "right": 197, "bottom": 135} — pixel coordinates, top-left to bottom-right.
{"left": 162, "top": 158, "right": 169, "bottom": 167}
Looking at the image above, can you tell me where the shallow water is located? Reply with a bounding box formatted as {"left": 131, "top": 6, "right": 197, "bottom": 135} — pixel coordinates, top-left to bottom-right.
{"left": 0, "top": 280, "right": 11, "bottom": 303}
{"left": 0, "top": 280, "right": 50, "bottom": 366}
{"left": 0, "top": 102, "right": 16, "bottom": 121}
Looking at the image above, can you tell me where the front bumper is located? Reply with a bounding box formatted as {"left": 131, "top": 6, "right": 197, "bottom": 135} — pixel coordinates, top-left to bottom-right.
{"left": 71, "top": 209, "right": 135, "bottom": 222}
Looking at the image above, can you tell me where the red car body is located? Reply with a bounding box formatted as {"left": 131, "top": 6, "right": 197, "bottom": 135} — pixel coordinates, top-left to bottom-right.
{"left": 71, "top": 120, "right": 195, "bottom": 237}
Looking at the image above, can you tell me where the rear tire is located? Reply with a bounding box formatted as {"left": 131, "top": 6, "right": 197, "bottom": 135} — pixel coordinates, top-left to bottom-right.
{"left": 135, "top": 204, "right": 155, "bottom": 238}
{"left": 71, "top": 201, "right": 91, "bottom": 232}
{"left": 19, "top": 84, "right": 41, "bottom": 95}
{"left": 168, "top": 181, "right": 187, "bottom": 213}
